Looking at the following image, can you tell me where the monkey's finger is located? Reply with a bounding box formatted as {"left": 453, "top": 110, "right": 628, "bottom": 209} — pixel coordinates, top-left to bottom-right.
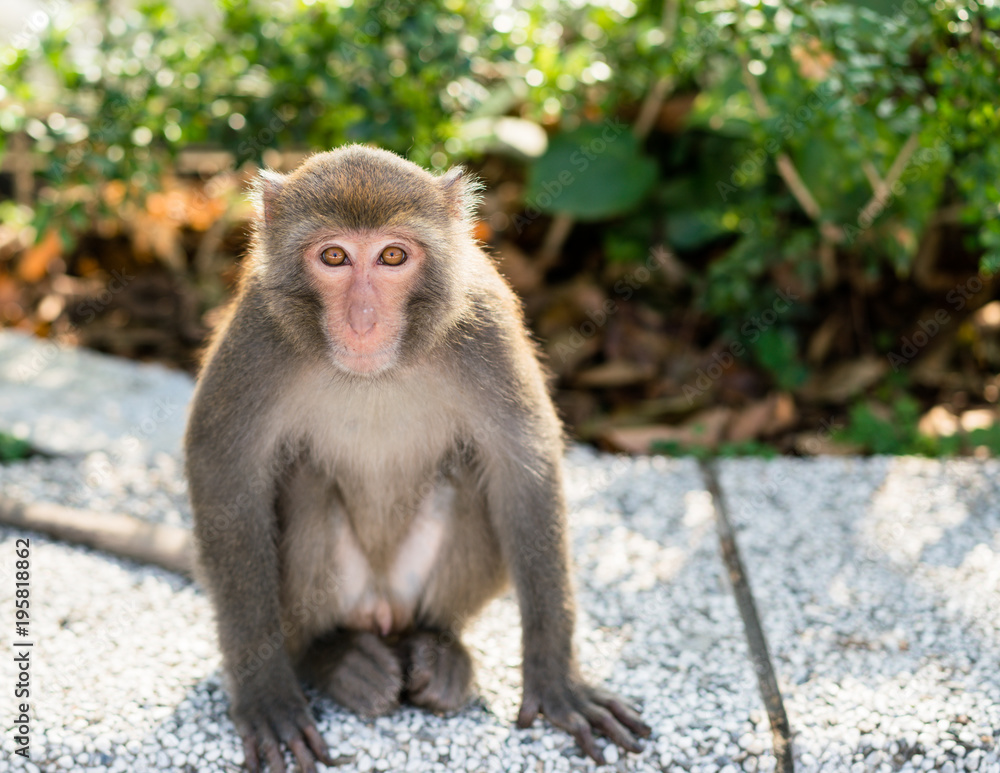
{"left": 261, "top": 734, "right": 287, "bottom": 773}
{"left": 286, "top": 735, "right": 317, "bottom": 773}
{"left": 561, "top": 710, "right": 605, "bottom": 764}
{"left": 599, "top": 695, "right": 652, "bottom": 738}
{"left": 239, "top": 733, "right": 262, "bottom": 773}
{"left": 516, "top": 695, "right": 541, "bottom": 728}
{"left": 275, "top": 712, "right": 328, "bottom": 772}
{"left": 244, "top": 723, "right": 287, "bottom": 773}
{"left": 301, "top": 723, "right": 335, "bottom": 766}
{"left": 581, "top": 703, "right": 642, "bottom": 753}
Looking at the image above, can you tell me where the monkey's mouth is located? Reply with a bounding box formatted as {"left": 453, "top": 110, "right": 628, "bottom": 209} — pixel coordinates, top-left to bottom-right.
{"left": 332, "top": 343, "right": 397, "bottom": 376}
{"left": 324, "top": 313, "right": 399, "bottom": 375}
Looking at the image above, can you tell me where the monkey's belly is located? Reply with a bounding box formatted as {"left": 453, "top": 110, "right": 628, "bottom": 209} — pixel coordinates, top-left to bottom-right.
{"left": 334, "top": 487, "right": 450, "bottom": 635}
{"left": 279, "top": 476, "right": 483, "bottom": 650}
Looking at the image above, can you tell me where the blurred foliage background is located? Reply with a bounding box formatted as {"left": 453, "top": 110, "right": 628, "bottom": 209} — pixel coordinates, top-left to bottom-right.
{"left": 1, "top": 0, "right": 999, "bottom": 456}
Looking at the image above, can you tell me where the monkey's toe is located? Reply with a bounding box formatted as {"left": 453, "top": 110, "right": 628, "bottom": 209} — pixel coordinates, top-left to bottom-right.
{"left": 401, "top": 631, "right": 473, "bottom": 713}
{"left": 303, "top": 631, "right": 403, "bottom": 717}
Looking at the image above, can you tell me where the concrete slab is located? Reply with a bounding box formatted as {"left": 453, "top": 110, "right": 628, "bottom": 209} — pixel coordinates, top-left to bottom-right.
{"left": 720, "top": 458, "right": 1000, "bottom": 773}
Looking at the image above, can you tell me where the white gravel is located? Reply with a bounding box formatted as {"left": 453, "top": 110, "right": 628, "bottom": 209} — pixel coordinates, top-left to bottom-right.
{"left": 717, "top": 458, "right": 1000, "bottom": 773}
{"left": 0, "top": 331, "right": 998, "bottom": 772}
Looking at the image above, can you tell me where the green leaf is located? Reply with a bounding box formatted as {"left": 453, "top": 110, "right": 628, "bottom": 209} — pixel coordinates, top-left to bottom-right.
{"left": 749, "top": 327, "right": 808, "bottom": 391}
{"left": 524, "top": 124, "right": 657, "bottom": 221}
{"left": 0, "top": 433, "right": 31, "bottom": 462}
{"left": 665, "top": 209, "right": 733, "bottom": 251}
{"left": 839, "top": 0, "right": 900, "bottom": 16}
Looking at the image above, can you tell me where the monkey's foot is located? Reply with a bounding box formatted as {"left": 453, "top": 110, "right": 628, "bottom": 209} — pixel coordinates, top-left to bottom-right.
{"left": 303, "top": 631, "right": 403, "bottom": 717}
{"left": 399, "top": 630, "right": 473, "bottom": 713}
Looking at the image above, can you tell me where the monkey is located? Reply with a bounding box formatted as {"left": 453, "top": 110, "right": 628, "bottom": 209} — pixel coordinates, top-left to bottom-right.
{"left": 184, "top": 144, "right": 651, "bottom": 772}
{"left": 0, "top": 144, "right": 649, "bottom": 773}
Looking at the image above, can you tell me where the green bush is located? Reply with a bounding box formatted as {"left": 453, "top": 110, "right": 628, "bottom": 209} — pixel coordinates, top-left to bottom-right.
{"left": 2, "top": 0, "right": 998, "bottom": 398}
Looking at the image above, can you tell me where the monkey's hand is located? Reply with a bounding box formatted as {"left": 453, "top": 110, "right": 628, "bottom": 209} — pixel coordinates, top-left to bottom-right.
{"left": 517, "top": 674, "right": 652, "bottom": 764}
{"left": 231, "top": 675, "right": 334, "bottom": 773}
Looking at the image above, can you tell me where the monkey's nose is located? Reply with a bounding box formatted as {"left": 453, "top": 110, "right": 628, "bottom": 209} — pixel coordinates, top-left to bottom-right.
{"left": 348, "top": 305, "right": 376, "bottom": 335}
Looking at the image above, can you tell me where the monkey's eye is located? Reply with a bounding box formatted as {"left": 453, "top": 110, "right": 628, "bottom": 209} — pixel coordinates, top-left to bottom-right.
{"left": 320, "top": 247, "right": 348, "bottom": 266}
{"left": 379, "top": 247, "right": 407, "bottom": 266}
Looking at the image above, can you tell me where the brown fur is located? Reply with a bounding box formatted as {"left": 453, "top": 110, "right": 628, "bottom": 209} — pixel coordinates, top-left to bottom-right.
{"left": 185, "top": 145, "right": 649, "bottom": 772}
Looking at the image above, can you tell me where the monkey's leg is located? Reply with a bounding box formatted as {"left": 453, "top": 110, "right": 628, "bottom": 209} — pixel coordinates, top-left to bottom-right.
{"left": 391, "top": 475, "right": 499, "bottom": 714}
{"left": 300, "top": 630, "right": 403, "bottom": 718}
{"left": 398, "top": 630, "right": 473, "bottom": 713}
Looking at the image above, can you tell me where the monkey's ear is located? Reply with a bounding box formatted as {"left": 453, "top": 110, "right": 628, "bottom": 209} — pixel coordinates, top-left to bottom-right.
{"left": 439, "top": 167, "right": 483, "bottom": 223}
{"left": 250, "top": 169, "right": 287, "bottom": 227}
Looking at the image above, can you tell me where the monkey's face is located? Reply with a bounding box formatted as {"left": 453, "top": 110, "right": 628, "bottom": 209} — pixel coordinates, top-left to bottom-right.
{"left": 304, "top": 229, "right": 424, "bottom": 375}
{"left": 251, "top": 146, "right": 476, "bottom": 373}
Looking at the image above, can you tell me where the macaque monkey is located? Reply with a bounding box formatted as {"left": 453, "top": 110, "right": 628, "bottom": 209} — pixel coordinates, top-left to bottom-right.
{"left": 183, "top": 145, "right": 650, "bottom": 772}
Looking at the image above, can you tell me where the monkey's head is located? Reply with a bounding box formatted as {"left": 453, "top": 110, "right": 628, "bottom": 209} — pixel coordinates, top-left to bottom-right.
{"left": 249, "top": 145, "right": 482, "bottom": 376}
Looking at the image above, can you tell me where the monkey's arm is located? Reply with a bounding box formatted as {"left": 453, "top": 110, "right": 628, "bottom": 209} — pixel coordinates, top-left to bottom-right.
{"left": 185, "top": 326, "right": 332, "bottom": 773}
{"left": 483, "top": 440, "right": 649, "bottom": 762}
{"left": 476, "top": 364, "right": 651, "bottom": 763}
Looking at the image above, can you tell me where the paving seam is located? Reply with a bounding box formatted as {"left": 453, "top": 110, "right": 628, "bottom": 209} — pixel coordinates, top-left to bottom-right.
{"left": 700, "top": 459, "right": 795, "bottom": 773}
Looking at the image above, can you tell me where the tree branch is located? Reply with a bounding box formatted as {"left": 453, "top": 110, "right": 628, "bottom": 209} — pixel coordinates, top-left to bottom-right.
{"left": 739, "top": 61, "right": 824, "bottom": 223}
{"left": 857, "top": 132, "right": 920, "bottom": 227}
